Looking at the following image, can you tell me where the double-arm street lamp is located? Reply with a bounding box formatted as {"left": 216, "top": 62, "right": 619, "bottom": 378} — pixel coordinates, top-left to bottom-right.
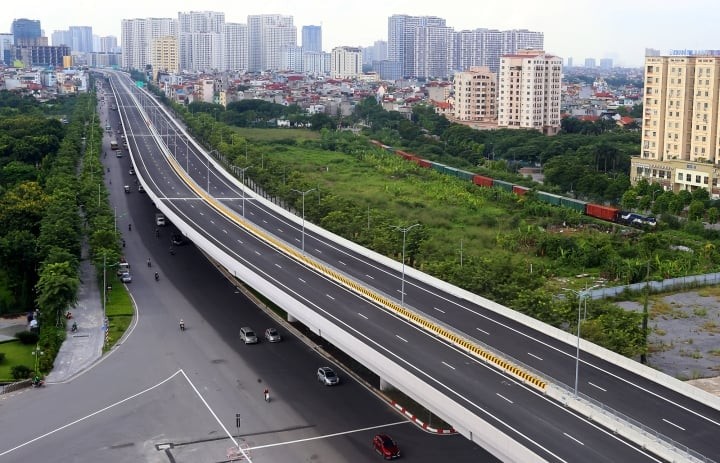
{"left": 391, "top": 224, "right": 420, "bottom": 307}
{"left": 238, "top": 165, "right": 252, "bottom": 218}
{"left": 291, "top": 188, "right": 316, "bottom": 253}
{"left": 562, "top": 287, "right": 593, "bottom": 396}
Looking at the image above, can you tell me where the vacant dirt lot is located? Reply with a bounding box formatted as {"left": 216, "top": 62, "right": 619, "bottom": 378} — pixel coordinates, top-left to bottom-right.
{"left": 616, "top": 288, "right": 720, "bottom": 395}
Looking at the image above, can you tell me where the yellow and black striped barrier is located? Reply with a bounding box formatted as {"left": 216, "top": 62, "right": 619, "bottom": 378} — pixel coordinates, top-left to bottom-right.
{"left": 164, "top": 154, "right": 547, "bottom": 392}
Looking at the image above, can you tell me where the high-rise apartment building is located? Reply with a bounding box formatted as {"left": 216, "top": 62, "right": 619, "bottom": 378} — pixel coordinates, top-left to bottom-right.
{"left": 223, "top": 23, "right": 248, "bottom": 71}
{"left": 363, "top": 40, "right": 387, "bottom": 65}
{"left": 388, "top": 14, "right": 447, "bottom": 79}
{"left": 12, "top": 18, "right": 42, "bottom": 46}
{"left": 302, "top": 25, "right": 322, "bottom": 53}
{"left": 498, "top": 49, "right": 562, "bottom": 135}
{"left": 121, "top": 18, "right": 177, "bottom": 71}
{"left": 0, "top": 34, "right": 14, "bottom": 65}
{"left": 51, "top": 30, "right": 72, "bottom": 47}
{"left": 453, "top": 66, "right": 497, "bottom": 122}
{"left": 178, "top": 11, "right": 224, "bottom": 72}
{"left": 97, "top": 36, "right": 118, "bottom": 54}
{"left": 413, "top": 23, "right": 454, "bottom": 78}
{"left": 247, "top": 14, "right": 296, "bottom": 72}
{"left": 152, "top": 36, "right": 179, "bottom": 79}
{"left": 630, "top": 54, "right": 720, "bottom": 195}
{"left": 331, "top": 46, "right": 362, "bottom": 79}
{"left": 453, "top": 28, "right": 543, "bottom": 74}
{"left": 69, "top": 26, "right": 93, "bottom": 53}
{"left": 584, "top": 58, "right": 596, "bottom": 68}
{"left": 282, "top": 45, "right": 304, "bottom": 72}
{"left": 599, "top": 58, "right": 613, "bottom": 69}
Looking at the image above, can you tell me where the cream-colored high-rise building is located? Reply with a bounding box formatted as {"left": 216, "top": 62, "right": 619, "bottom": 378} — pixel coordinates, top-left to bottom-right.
{"left": 453, "top": 66, "right": 496, "bottom": 122}
{"left": 630, "top": 54, "right": 720, "bottom": 196}
{"left": 151, "top": 36, "right": 179, "bottom": 80}
{"left": 331, "top": 46, "right": 362, "bottom": 79}
{"left": 497, "top": 49, "right": 562, "bottom": 135}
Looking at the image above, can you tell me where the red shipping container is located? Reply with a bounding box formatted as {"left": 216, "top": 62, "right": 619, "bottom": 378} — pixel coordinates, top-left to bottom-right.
{"left": 416, "top": 159, "right": 431, "bottom": 168}
{"left": 512, "top": 185, "right": 529, "bottom": 196}
{"left": 472, "top": 175, "right": 493, "bottom": 188}
{"left": 586, "top": 203, "right": 619, "bottom": 221}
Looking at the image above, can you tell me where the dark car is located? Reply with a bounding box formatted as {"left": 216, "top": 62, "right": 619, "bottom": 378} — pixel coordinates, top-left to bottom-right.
{"left": 264, "top": 327, "right": 281, "bottom": 342}
{"left": 171, "top": 234, "right": 187, "bottom": 246}
{"left": 372, "top": 434, "right": 400, "bottom": 460}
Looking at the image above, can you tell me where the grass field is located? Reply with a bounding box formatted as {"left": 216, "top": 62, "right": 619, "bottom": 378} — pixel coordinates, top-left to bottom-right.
{"left": 104, "top": 277, "right": 134, "bottom": 352}
{"left": 234, "top": 128, "right": 320, "bottom": 143}
{"left": 0, "top": 340, "right": 36, "bottom": 381}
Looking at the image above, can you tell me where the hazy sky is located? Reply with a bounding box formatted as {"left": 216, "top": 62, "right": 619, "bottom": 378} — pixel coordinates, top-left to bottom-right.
{"left": 6, "top": 0, "right": 720, "bottom": 67}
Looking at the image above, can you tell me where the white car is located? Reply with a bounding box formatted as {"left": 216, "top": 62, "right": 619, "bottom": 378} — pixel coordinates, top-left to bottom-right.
{"left": 120, "top": 272, "right": 132, "bottom": 283}
{"left": 239, "top": 327, "right": 258, "bottom": 344}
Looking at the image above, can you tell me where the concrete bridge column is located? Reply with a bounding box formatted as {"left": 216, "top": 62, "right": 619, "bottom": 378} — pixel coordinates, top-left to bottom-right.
{"left": 287, "top": 313, "right": 297, "bottom": 323}
{"left": 380, "top": 378, "right": 395, "bottom": 392}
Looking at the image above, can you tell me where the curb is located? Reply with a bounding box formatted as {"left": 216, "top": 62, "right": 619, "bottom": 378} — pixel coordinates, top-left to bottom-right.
{"left": 391, "top": 401, "right": 456, "bottom": 434}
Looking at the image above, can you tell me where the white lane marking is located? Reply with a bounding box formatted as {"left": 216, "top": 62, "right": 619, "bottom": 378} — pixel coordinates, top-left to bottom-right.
{"left": 527, "top": 352, "right": 543, "bottom": 361}
{"left": 476, "top": 327, "right": 490, "bottom": 335}
{"left": 358, "top": 313, "right": 368, "bottom": 320}
{"left": 249, "top": 211, "right": 255, "bottom": 215}
{"left": 209, "top": 220, "right": 214, "bottom": 225}
{"left": 588, "top": 382, "right": 607, "bottom": 392}
{"left": 222, "top": 229, "right": 228, "bottom": 234}
{"left": 275, "top": 264, "right": 282, "bottom": 269}
{"left": 314, "top": 248, "right": 322, "bottom": 254}
{"left": 496, "top": 393, "right": 514, "bottom": 404}
{"left": 247, "top": 421, "right": 409, "bottom": 452}
{"left": 199, "top": 211, "right": 204, "bottom": 216}
{"left": 338, "top": 260, "right": 347, "bottom": 266}
{"left": 662, "top": 418, "right": 685, "bottom": 431}
{"left": 262, "top": 219, "right": 267, "bottom": 223}
{"left": 563, "top": 432, "right": 584, "bottom": 446}
{"left": 277, "top": 228, "right": 284, "bottom": 233}
{"left": 433, "top": 306, "right": 446, "bottom": 314}
{"left": 298, "top": 278, "right": 306, "bottom": 284}
{"left": 442, "top": 361, "right": 455, "bottom": 370}
{"left": 365, "top": 274, "right": 375, "bottom": 280}
{"left": 254, "top": 251, "right": 261, "bottom": 256}
{"left": 295, "top": 238, "right": 301, "bottom": 242}
{"left": 326, "top": 294, "right": 335, "bottom": 300}
{"left": 395, "top": 335, "right": 408, "bottom": 343}
{"left": 237, "top": 239, "right": 243, "bottom": 244}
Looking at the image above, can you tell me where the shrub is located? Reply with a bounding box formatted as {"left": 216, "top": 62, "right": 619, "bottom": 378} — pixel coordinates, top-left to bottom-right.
{"left": 11, "top": 365, "right": 32, "bottom": 380}
{"left": 0, "top": 352, "right": 5, "bottom": 363}
{"left": 15, "top": 330, "right": 39, "bottom": 345}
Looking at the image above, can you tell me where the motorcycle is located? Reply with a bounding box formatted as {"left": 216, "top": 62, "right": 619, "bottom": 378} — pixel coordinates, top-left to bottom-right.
{"left": 71, "top": 322, "right": 78, "bottom": 332}
{"left": 154, "top": 272, "right": 159, "bottom": 282}
{"left": 32, "top": 378, "right": 45, "bottom": 388}
{"left": 179, "top": 320, "right": 185, "bottom": 331}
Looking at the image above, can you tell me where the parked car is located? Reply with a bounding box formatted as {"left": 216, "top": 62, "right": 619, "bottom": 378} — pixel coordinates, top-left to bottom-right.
{"left": 317, "top": 367, "right": 339, "bottom": 386}
{"left": 264, "top": 328, "right": 281, "bottom": 342}
{"left": 372, "top": 434, "right": 400, "bottom": 460}
{"left": 239, "top": 327, "right": 258, "bottom": 344}
{"left": 120, "top": 272, "right": 132, "bottom": 283}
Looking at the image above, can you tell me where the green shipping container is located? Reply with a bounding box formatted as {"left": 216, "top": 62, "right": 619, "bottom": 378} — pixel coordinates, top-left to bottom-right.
{"left": 536, "top": 191, "right": 562, "bottom": 205}
{"left": 493, "top": 180, "right": 514, "bottom": 192}
{"left": 559, "top": 196, "right": 587, "bottom": 212}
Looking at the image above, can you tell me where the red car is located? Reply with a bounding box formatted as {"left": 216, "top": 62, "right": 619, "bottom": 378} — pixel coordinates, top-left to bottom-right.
{"left": 372, "top": 434, "right": 400, "bottom": 459}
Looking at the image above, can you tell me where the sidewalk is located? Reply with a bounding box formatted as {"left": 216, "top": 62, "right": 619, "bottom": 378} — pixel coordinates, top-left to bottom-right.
{"left": 44, "top": 238, "right": 105, "bottom": 383}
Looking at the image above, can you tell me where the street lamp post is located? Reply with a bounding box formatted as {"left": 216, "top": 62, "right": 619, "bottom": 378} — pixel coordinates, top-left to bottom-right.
{"left": 392, "top": 224, "right": 420, "bottom": 307}
{"left": 32, "top": 345, "right": 43, "bottom": 376}
{"left": 563, "top": 287, "right": 589, "bottom": 396}
{"left": 238, "top": 165, "right": 252, "bottom": 218}
{"left": 291, "top": 188, "right": 316, "bottom": 253}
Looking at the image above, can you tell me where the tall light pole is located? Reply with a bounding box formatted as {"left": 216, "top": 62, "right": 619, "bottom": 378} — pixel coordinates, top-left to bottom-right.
{"left": 392, "top": 223, "right": 420, "bottom": 307}
{"left": 563, "top": 287, "right": 587, "bottom": 396}
{"left": 32, "top": 345, "right": 43, "bottom": 376}
{"left": 238, "top": 165, "right": 252, "bottom": 218}
{"left": 291, "top": 188, "right": 316, "bottom": 253}
{"left": 207, "top": 150, "right": 220, "bottom": 193}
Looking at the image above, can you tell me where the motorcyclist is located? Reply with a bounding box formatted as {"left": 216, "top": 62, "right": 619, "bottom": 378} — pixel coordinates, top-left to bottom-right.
{"left": 179, "top": 319, "right": 185, "bottom": 331}
{"left": 71, "top": 321, "right": 78, "bottom": 332}
{"left": 154, "top": 272, "right": 159, "bottom": 281}
{"left": 128, "top": 223, "right": 132, "bottom": 231}
{"left": 147, "top": 258, "right": 151, "bottom": 267}
{"left": 264, "top": 388, "right": 270, "bottom": 402}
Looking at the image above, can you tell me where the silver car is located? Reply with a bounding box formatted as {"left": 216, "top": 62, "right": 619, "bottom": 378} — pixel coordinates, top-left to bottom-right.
{"left": 239, "top": 327, "right": 258, "bottom": 344}
{"left": 120, "top": 272, "right": 132, "bottom": 283}
{"left": 317, "top": 367, "right": 340, "bottom": 386}
{"left": 264, "top": 328, "right": 282, "bottom": 342}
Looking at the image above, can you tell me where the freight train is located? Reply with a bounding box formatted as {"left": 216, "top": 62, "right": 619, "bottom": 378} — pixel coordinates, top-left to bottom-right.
{"left": 370, "top": 140, "right": 657, "bottom": 228}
